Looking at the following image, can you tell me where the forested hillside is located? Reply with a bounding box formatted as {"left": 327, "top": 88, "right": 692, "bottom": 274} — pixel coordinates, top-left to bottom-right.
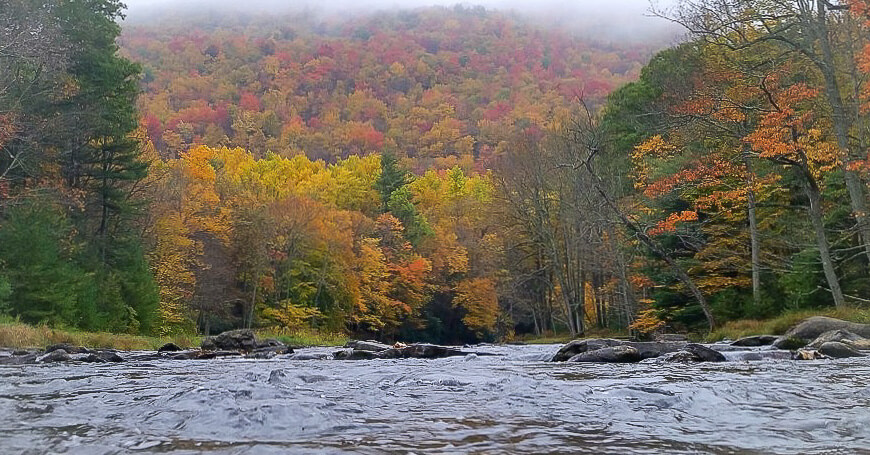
{"left": 121, "top": 7, "right": 656, "bottom": 171}
{"left": 5, "top": 1, "right": 869, "bottom": 344}
{"left": 113, "top": 6, "right": 665, "bottom": 341}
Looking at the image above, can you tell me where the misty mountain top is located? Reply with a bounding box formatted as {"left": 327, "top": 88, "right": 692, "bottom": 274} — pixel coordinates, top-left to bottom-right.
{"left": 122, "top": 0, "right": 682, "bottom": 44}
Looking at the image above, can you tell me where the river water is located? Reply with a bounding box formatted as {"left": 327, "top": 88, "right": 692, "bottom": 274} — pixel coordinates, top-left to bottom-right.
{"left": 1, "top": 344, "right": 870, "bottom": 454}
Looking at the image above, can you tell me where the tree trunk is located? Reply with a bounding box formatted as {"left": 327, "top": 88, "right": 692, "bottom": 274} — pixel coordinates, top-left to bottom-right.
{"left": 741, "top": 151, "right": 762, "bottom": 306}
{"left": 584, "top": 159, "right": 716, "bottom": 330}
{"left": 813, "top": 1, "right": 870, "bottom": 264}
{"left": 799, "top": 164, "right": 847, "bottom": 308}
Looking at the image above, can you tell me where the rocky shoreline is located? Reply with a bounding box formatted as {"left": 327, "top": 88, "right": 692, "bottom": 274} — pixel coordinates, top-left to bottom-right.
{"left": 0, "top": 329, "right": 494, "bottom": 365}
{"left": 550, "top": 316, "right": 870, "bottom": 363}
{"left": 2, "top": 316, "right": 870, "bottom": 366}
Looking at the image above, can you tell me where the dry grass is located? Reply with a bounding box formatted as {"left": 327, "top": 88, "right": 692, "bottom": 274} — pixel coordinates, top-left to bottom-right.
{"left": 707, "top": 306, "right": 870, "bottom": 342}
{"left": 255, "top": 327, "right": 349, "bottom": 347}
{"left": 0, "top": 321, "right": 199, "bottom": 350}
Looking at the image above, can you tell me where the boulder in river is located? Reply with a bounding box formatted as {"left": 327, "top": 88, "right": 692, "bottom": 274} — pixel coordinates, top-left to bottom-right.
{"left": 684, "top": 343, "right": 727, "bottom": 362}
{"left": 807, "top": 330, "right": 866, "bottom": 349}
{"left": 551, "top": 338, "right": 692, "bottom": 362}
{"left": 647, "top": 344, "right": 726, "bottom": 363}
{"left": 37, "top": 349, "right": 71, "bottom": 363}
{"left": 157, "top": 342, "right": 183, "bottom": 353}
{"left": 773, "top": 317, "right": 870, "bottom": 348}
{"left": 45, "top": 344, "right": 89, "bottom": 354}
{"left": 730, "top": 335, "right": 778, "bottom": 347}
{"left": 333, "top": 348, "right": 380, "bottom": 360}
{"left": 201, "top": 329, "right": 258, "bottom": 352}
{"left": 344, "top": 340, "right": 391, "bottom": 352}
{"left": 568, "top": 345, "right": 641, "bottom": 363}
{"left": 817, "top": 341, "right": 864, "bottom": 359}
{"left": 378, "top": 343, "right": 465, "bottom": 359}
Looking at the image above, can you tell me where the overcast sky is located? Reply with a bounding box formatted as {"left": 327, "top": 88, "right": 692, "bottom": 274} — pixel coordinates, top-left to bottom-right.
{"left": 122, "top": 0, "right": 681, "bottom": 42}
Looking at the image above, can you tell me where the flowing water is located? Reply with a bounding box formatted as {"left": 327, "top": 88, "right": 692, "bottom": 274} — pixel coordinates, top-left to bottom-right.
{"left": 2, "top": 344, "right": 870, "bottom": 454}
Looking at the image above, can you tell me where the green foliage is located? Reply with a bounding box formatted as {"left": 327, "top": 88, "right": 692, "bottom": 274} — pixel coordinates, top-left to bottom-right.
{"left": 0, "top": 200, "right": 96, "bottom": 328}
{"left": 387, "top": 186, "right": 433, "bottom": 247}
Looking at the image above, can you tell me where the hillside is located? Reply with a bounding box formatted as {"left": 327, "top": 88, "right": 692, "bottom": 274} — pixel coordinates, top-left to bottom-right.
{"left": 121, "top": 7, "right": 663, "bottom": 172}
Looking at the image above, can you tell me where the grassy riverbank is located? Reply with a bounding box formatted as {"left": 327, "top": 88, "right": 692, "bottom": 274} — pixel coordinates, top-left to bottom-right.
{"left": 706, "top": 307, "right": 870, "bottom": 342}
{"left": 0, "top": 319, "right": 349, "bottom": 350}
{"left": 0, "top": 320, "right": 199, "bottom": 350}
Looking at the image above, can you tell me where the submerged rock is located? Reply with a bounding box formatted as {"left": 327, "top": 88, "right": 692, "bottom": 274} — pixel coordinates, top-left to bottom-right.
{"left": 730, "top": 335, "right": 778, "bottom": 347}
{"left": 567, "top": 345, "right": 641, "bottom": 363}
{"left": 817, "top": 341, "right": 864, "bottom": 359}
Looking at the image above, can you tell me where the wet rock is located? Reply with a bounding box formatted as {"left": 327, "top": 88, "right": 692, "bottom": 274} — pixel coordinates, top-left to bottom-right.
{"left": 730, "top": 335, "right": 778, "bottom": 347}
{"left": 378, "top": 344, "right": 465, "bottom": 359}
{"left": 568, "top": 345, "right": 641, "bottom": 363}
{"left": 772, "top": 337, "right": 806, "bottom": 350}
{"left": 157, "top": 342, "right": 183, "bottom": 353}
{"left": 37, "top": 349, "right": 71, "bottom": 363}
{"left": 818, "top": 341, "right": 864, "bottom": 359}
{"left": 721, "top": 350, "right": 794, "bottom": 362}
{"left": 0, "top": 353, "right": 39, "bottom": 365}
{"left": 333, "top": 348, "right": 380, "bottom": 360}
{"left": 651, "top": 350, "right": 701, "bottom": 363}
{"left": 201, "top": 329, "right": 258, "bottom": 352}
{"left": 794, "top": 349, "right": 825, "bottom": 360}
{"left": 551, "top": 339, "right": 625, "bottom": 362}
{"left": 45, "top": 344, "right": 89, "bottom": 354}
{"left": 655, "top": 334, "right": 688, "bottom": 342}
{"left": 553, "top": 338, "right": 693, "bottom": 362}
{"left": 12, "top": 349, "right": 34, "bottom": 356}
{"left": 644, "top": 344, "right": 726, "bottom": 363}
{"left": 257, "top": 338, "right": 283, "bottom": 348}
{"left": 246, "top": 345, "right": 293, "bottom": 359}
{"left": 95, "top": 351, "right": 124, "bottom": 362}
{"left": 807, "top": 330, "right": 866, "bottom": 349}
{"left": 846, "top": 339, "right": 870, "bottom": 350}
{"left": 774, "top": 317, "right": 870, "bottom": 348}
{"left": 284, "top": 352, "right": 330, "bottom": 360}
{"left": 344, "top": 340, "right": 391, "bottom": 352}
{"left": 684, "top": 343, "right": 727, "bottom": 362}
{"left": 76, "top": 353, "right": 107, "bottom": 363}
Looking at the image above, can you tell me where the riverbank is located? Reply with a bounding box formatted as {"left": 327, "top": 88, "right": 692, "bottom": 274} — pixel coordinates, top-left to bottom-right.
{"left": 0, "top": 320, "right": 348, "bottom": 350}
{"left": 707, "top": 306, "right": 870, "bottom": 341}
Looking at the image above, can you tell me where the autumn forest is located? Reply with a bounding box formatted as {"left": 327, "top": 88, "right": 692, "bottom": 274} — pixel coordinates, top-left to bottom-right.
{"left": 3, "top": 0, "right": 870, "bottom": 343}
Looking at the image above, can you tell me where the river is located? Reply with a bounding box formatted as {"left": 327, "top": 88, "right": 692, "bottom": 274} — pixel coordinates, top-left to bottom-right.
{"left": 1, "top": 344, "right": 869, "bottom": 454}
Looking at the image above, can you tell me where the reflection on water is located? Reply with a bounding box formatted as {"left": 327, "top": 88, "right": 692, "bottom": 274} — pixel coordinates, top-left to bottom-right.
{"left": 1, "top": 344, "right": 869, "bottom": 454}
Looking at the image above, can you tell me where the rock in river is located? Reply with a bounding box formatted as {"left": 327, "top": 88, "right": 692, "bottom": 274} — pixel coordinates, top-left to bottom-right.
{"left": 817, "top": 341, "right": 864, "bottom": 359}
{"left": 344, "top": 340, "right": 392, "bottom": 352}
{"left": 730, "top": 335, "right": 778, "bottom": 347}
{"left": 807, "top": 330, "right": 866, "bottom": 349}
{"left": 568, "top": 345, "right": 641, "bottom": 363}
{"left": 157, "top": 342, "right": 183, "bottom": 353}
{"left": 773, "top": 317, "right": 870, "bottom": 348}
{"left": 201, "top": 329, "right": 259, "bottom": 352}
{"left": 552, "top": 339, "right": 691, "bottom": 362}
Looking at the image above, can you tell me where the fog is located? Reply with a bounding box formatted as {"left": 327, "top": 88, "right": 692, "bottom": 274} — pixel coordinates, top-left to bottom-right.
{"left": 122, "top": 0, "right": 682, "bottom": 43}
